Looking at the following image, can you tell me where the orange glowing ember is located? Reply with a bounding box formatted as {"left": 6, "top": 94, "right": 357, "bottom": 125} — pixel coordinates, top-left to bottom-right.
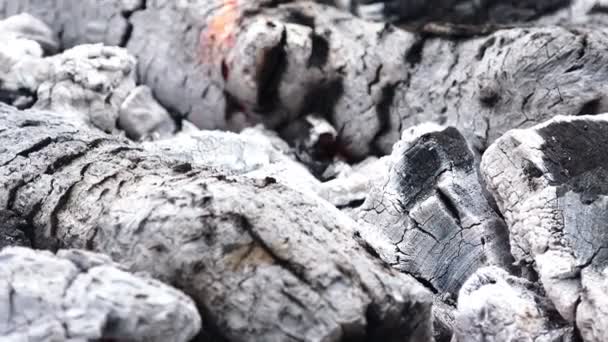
{"left": 200, "top": 0, "right": 240, "bottom": 66}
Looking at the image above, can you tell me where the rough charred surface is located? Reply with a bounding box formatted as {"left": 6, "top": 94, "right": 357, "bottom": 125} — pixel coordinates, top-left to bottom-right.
{"left": 342, "top": 0, "right": 570, "bottom": 24}
{"left": 3, "top": 1, "right": 408, "bottom": 158}
{"left": 0, "top": 21, "right": 177, "bottom": 140}
{"left": 125, "top": 0, "right": 229, "bottom": 131}
{"left": 0, "top": 246, "right": 201, "bottom": 342}
{"left": 141, "top": 1, "right": 608, "bottom": 159}
{"left": 0, "top": 0, "right": 144, "bottom": 48}
{"left": 132, "top": 0, "right": 415, "bottom": 158}
{"left": 0, "top": 104, "right": 433, "bottom": 342}
{"left": 359, "top": 124, "right": 513, "bottom": 297}
{"left": 243, "top": 3, "right": 416, "bottom": 159}
{"left": 117, "top": 0, "right": 408, "bottom": 156}
{"left": 454, "top": 266, "right": 573, "bottom": 342}
{"left": 481, "top": 114, "right": 608, "bottom": 335}
{"left": 355, "top": 124, "right": 513, "bottom": 341}
{"left": 34, "top": 44, "right": 138, "bottom": 133}
{"left": 382, "top": 25, "right": 608, "bottom": 155}
{"left": 126, "top": 1, "right": 608, "bottom": 161}
{"left": 0, "top": 210, "right": 31, "bottom": 249}
{"left": 5, "top": 2, "right": 608, "bottom": 160}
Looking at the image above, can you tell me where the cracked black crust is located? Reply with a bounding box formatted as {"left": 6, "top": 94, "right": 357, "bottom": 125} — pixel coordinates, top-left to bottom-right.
{"left": 538, "top": 119, "right": 608, "bottom": 194}
{"left": 360, "top": 126, "right": 513, "bottom": 298}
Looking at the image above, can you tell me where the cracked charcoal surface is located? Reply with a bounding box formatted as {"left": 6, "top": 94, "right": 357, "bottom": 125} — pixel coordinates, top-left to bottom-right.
{"left": 0, "top": 103, "right": 432, "bottom": 342}
{"left": 0, "top": 246, "right": 201, "bottom": 341}
{"left": 357, "top": 123, "right": 514, "bottom": 341}
{"left": 481, "top": 114, "right": 608, "bottom": 337}
{"left": 6, "top": 1, "right": 608, "bottom": 159}
{"left": 3, "top": 2, "right": 608, "bottom": 342}
{"left": 359, "top": 124, "right": 513, "bottom": 297}
{"left": 139, "top": 1, "right": 608, "bottom": 159}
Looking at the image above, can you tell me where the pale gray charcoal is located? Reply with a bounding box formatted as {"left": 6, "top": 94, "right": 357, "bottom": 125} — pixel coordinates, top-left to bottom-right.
{"left": 0, "top": 246, "right": 201, "bottom": 342}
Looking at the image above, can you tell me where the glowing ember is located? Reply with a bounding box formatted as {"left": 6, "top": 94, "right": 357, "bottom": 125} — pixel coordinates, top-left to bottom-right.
{"left": 200, "top": 0, "right": 240, "bottom": 67}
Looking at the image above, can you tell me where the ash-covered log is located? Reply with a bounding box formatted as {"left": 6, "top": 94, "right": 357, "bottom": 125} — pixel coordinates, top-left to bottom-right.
{"left": 4, "top": 2, "right": 608, "bottom": 341}
{"left": 481, "top": 113, "right": 608, "bottom": 339}
{"left": 0, "top": 103, "right": 432, "bottom": 341}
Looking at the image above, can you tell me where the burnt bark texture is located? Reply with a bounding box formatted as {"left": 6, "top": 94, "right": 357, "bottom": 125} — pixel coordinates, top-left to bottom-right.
{"left": 359, "top": 124, "right": 513, "bottom": 297}
{"left": 4, "top": 1, "right": 608, "bottom": 160}
{"left": 356, "top": 123, "right": 513, "bottom": 340}
{"left": 4, "top": 1, "right": 608, "bottom": 341}
{"left": 0, "top": 103, "right": 432, "bottom": 342}
{"left": 481, "top": 114, "right": 608, "bottom": 339}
